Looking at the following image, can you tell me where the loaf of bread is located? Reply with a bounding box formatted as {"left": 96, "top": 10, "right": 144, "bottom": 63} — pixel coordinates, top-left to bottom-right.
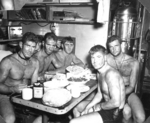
{"left": 42, "top": 88, "right": 72, "bottom": 107}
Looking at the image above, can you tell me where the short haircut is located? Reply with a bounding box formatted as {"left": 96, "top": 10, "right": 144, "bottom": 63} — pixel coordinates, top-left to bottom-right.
{"left": 22, "top": 32, "right": 38, "bottom": 44}
{"left": 62, "top": 36, "right": 74, "bottom": 45}
{"left": 43, "top": 32, "right": 57, "bottom": 43}
{"left": 89, "top": 45, "right": 106, "bottom": 55}
{"left": 57, "top": 38, "right": 62, "bottom": 42}
{"left": 37, "top": 35, "right": 44, "bottom": 43}
{"left": 106, "top": 35, "right": 121, "bottom": 46}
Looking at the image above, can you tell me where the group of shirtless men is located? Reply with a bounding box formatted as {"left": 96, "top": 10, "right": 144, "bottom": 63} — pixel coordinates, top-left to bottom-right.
{"left": 0, "top": 32, "right": 146, "bottom": 123}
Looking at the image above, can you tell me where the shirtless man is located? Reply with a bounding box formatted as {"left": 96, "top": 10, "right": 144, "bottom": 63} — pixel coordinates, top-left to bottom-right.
{"left": 34, "top": 35, "right": 43, "bottom": 54}
{"left": 33, "top": 32, "right": 57, "bottom": 76}
{"left": 54, "top": 38, "right": 63, "bottom": 52}
{"left": 70, "top": 45, "right": 125, "bottom": 123}
{"left": 33, "top": 36, "right": 84, "bottom": 123}
{"left": 106, "top": 35, "right": 145, "bottom": 123}
{"left": 0, "top": 32, "right": 39, "bottom": 123}
{"left": 43, "top": 36, "right": 84, "bottom": 75}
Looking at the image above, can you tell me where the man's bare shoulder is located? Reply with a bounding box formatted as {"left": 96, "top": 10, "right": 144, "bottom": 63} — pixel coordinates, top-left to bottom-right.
{"left": 48, "top": 52, "right": 57, "bottom": 58}
{"left": 106, "top": 54, "right": 115, "bottom": 62}
{"left": 71, "top": 53, "right": 77, "bottom": 58}
{"left": 1, "top": 55, "right": 12, "bottom": 63}
{"left": 44, "top": 52, "right": 56, "bottom": 62}
{"left": 105, "top": 68, "right": 121, "bottom": 82}
{"left": 107, "top": 53, "right": 113, "bottom": 57}
{"left": 0, "top": 54, "right": 16, "bottom": 68}
{"left": 124, "top": 54, "right": 139, "bottom": 65}
{"left": 30, "top": 57, "right": 39, "bottom": 64}
{"left": 33, "top": 50, "right": 46, "bottom": 58}
{"left": 54, "top": 50, "right": 66, "bottom": 58}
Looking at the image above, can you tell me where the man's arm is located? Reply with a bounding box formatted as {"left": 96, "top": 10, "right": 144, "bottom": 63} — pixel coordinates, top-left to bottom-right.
{"left": 82, "top": 73, "right": 102, "bottom": 114}
{"left": 72, "top": 54, "right": 84, "bottom": 68}
{"left": 46, "top": 67, "right": 66, "bottom": 75}
{"left": 45, "top": 55, "right": 67, "bottom": 75}
{"left": 45, "top": 54, "right": 84, "bottom": 75}
{"left": 45, "top": 63, "right": 69, "bottom": 75}
{"left": 0, "top": 58, "right": 15, "bottom": 94}
{"left": 100, "top": 70, "right": 123, "bottom": 110}
{"left": 126, "top": 59, "right": 140, "bottom": 95}
{"left": 31, "top": 59, "right": 39, "bottom": 84}
{"left": 40, "top": 54, "right": 53, "bottom": 76}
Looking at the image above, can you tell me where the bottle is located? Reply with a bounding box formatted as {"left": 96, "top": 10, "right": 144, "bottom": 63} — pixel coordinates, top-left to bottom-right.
{"left": 33, "top": 82, "right": 43, "bottom": 99}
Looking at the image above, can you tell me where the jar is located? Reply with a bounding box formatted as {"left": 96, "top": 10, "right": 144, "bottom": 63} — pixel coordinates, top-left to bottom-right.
{"left": 33, "top": 82, "right": 43, "bottom": 99}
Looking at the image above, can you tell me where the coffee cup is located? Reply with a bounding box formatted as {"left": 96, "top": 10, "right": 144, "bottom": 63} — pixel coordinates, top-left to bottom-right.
{"left": 70, "top": 88, "right": 81, "bottom": 98}
{"left": 22, "top": 88, "right": 33, "bottom": 100}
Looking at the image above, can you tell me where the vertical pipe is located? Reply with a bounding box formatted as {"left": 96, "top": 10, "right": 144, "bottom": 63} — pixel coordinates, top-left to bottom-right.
{"left": 138, "top": 7, "right": 146, "bottom": 61}
{"left": 135, "top": 6, "right": 146, "bottom": 94}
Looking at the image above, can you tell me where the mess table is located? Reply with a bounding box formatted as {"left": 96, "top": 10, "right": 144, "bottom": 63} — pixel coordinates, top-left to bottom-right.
{"left": 11, "top": 79, "right": 97, "bottom": 123}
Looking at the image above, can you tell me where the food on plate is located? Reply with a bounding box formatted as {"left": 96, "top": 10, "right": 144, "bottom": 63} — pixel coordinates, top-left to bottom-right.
{"left": 68, "top": 77, "right": 88, "bottom": 82}
{"left": 90, "top": 74, "right": 97, "bottom": 80}
{"left": 66, "top": 65, "right": 95, "bottom": 81}
{"left": 66, "top": 65, "right": 84, "bottom": 74}
{"left": 67, "top": 76, "right": 90, "bottom": 85}
{"left": 42, "top": 88, "right": 72, "bottom": 107}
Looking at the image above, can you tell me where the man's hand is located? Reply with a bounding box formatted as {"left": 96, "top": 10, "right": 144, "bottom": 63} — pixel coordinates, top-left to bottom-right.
{"left": 18, "top": 84, "right": 28, "bottom": 93}
{"left": 81, "top": 103, "right": 95, "bottom": 115}
{"left": 10, "top": 84, "right": 28, "bottom": 93}
{"left": 81, "top": 107, "right": 94, "bottom": 116}
{"left": 94, "top": 103, "right": 101, "bottom": 111}
{"left": 81, "top": 103, "right": 101, "bottom": 116}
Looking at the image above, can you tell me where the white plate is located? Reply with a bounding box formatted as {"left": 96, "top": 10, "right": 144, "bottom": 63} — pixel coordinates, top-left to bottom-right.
{"left": 68, "top": 80, "right": 88, "bottom": 85}
{"left": 44, "top": 79, "right": 69, "bottom": 89}
{"left": 67, "top": 84, "right": 90, "bottom": 93}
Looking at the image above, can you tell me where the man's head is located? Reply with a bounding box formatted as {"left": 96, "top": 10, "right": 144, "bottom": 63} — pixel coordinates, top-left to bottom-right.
{"left": 20, "top": 32, "right": 38, "bottom": 59}
{"left": 89, "top": 45, "right": 106, "bottom": 70}
{"left": 62, "top": 36, "right": 74, "bottom": 54}
{"left": 35, "top": 35, "right": 43, "bottom": 52}
{"left": 43, "top": 32, "right": 57, "bottom": 55}
{"left": 107, "top": 35, "right": 122, "bottom": 57}
{"left": 56, "top": 39, "right": 62, "bottom": 49}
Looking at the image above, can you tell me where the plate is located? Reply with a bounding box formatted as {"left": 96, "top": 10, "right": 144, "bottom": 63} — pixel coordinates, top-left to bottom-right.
{"left": 66, "top": 65, "right": 84, "bottom": 74}
{"left": 67, "top": 77, "right": 90, "bottom": 86}
{"left": 44, "top": 79, "right": 69, "bottom": 90}
{"left": 68, "top": 80, "right": 88, "bottom": 85}
{"left": 66, "top": 84, "right": 90, "bottom": 93}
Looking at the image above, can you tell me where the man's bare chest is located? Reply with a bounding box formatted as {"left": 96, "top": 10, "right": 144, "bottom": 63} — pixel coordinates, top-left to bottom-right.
{"left": 109, "top": 58, "right": 132, "bottom": 76}
{"left": 10, "top": 63, "right": 35, "bottom": 79}
{"left": 119, "top": 64, "right": 132, "bottom": 76}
